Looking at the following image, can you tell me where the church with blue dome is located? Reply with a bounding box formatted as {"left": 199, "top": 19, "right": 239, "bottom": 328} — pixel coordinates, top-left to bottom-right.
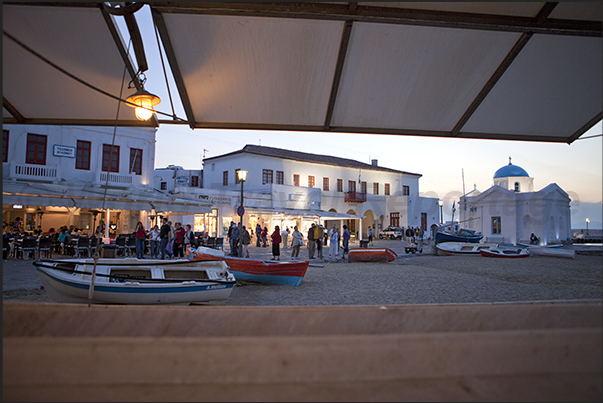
{"left": 459, "top": 157, "right": 571, "bottom": 245}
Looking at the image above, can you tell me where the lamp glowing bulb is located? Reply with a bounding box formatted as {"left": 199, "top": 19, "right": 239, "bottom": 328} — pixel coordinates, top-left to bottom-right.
{"left": 126, "top": 89, "right": 161, "bottom": 121}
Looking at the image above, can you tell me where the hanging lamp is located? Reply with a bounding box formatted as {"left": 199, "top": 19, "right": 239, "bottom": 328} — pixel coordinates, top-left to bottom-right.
{"left": 126, "top": 88, "right": 161, "bottom": 121}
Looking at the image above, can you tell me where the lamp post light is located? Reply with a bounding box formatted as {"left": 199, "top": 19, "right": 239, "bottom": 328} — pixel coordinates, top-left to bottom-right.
{"left": 438, "top": 199, "right": 444, "bottom": 224}
{"left": 237, "top": 170, "right": 248, "bottom": 256}
{"left": 586, "top": 218, "right": 590, "bottom": 236}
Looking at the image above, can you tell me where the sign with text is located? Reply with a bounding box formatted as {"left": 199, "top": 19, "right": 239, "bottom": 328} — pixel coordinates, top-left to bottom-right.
{"left": 53, "top": 145, "right": 75, "bottom": 158}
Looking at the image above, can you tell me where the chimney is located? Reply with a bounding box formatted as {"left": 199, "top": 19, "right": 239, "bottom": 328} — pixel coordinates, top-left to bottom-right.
{"left": 371, "top": 159, "right": 378, "bottom": 166}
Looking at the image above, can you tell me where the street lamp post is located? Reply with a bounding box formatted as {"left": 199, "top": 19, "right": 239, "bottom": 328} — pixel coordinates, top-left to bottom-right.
{"left": 438, "top": 199, "right": 444, "bottom": 224}
{"left": 237, "top": 170, "right": 248, "bottom": 257}
{"left": 586, "top": 218, "right": 590, "bottom": 235}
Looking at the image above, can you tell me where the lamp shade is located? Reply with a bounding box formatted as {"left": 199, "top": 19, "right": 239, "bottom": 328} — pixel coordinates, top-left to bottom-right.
{"left": 237, "top": 170, "right": 248, "bottom": 182}
{"left": 126, "top": 89, "right": 161, "bottom": 121}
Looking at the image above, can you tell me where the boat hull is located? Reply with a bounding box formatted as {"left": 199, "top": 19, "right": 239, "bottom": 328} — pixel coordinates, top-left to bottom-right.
{"left": 436, "top": 242, "right": 498, "bottom": 256}
{"left": 187, "top": 247, "right": 309, "bottom": 286}
{"left": 479, "top": 248, "right": 530, "bottom": 258}
{"left": 435, "top": 231, "right": 483, "bottom": 244}
{"left": 347, "top": 248, "right": 397, "bottom": 263}
{"left": 526, "top": 247, "right": 575, "bottom": 259}
{"left": 34, "top": 259, "right": 235, "bottom": 305}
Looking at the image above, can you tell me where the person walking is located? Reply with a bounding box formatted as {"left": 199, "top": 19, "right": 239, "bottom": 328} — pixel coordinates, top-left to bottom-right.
{"left": 241, "top": 225, "right": 251, "bottom": 258}
{"left": 290, "top": 225, "right": 303, "bottom": 260}
{"left": 149, "top": 224, "right": 160, "bottom": 259}
{"left": 261, "top": 226, "right": 268, "bottom": 247}
{"left": 271, "top": 225, "right": 282, "bottom": 260}
{"left": 314, "top": 224, "right": 324, "bottom": 259}
{"left": 307, "top": 223, "right": 316, "bottom": 259}
{"left": 368, "top": 226, "right": 374, "bottom": 246}
{"left": 281, "top": 227, "right": 289, "bottom": 249}
{"left": 255, "top": 223, "right": 262, "bottom": 247}
{"left": 184, "top": 224, "right": 196, "bottom": 252}
{"left": 341, "top": 224, "right": 350, "bottom": 258}
{"left": 134, "top": 221, "right": 146, "bottom": 259}
{"left": 159, "top": 218, "right": 171, "bottom": 260}
{"left": 230, "top": 223, "right": 240, "bottom": 256}
{"left": 328, "top": 225, "right": 339, "bottom": 259}
{"left": 173, "top": 222, "right": 186, "bottom": 258}
{"left": 227, "top": 221, "right": 235, "bottom": 255}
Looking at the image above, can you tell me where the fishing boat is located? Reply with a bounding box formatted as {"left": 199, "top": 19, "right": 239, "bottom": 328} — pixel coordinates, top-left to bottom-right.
{"left": 347, "top": 248, "right": 397, "bottom": 263}
{"left": 34, "top": 258, "right": 236, "bottom": 305}
{"left": 186, "top": 246, "right": 309, "bottom": 286}
{"left": 436, "top": 242, "right": 499, "bottom": 256}
{"left": 435, "top": 201, "right": 483, "bottom": 244}
{"left": 479, "top": 247, "right": 530, "bottom": 258}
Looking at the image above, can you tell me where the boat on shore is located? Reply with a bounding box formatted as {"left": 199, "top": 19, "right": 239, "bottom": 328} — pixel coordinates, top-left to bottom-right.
{"left": 523, "top": 245, "right": 575, "bottom": 259}
{"left": 347, "top": 248, "right": 397, "bottom": 263}
{"left": 435, "top": 228, "right": 484, "bottom": 244}
{"left": 480, "top": 247, "right": 530, "bottom": 258}
{"left": 186, "top": 246, "right": 309, "bottom": 286}
{"left": 34, "top": 258, "right": 236, "bottom": 305}
{"left": 436, "top": 242, "right": 498, "bottom": 256}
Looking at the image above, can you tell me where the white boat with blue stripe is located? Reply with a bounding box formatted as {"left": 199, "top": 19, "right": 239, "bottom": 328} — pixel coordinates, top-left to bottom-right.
{"left": 34, "top": 258, "right": 236, "bottom": 305}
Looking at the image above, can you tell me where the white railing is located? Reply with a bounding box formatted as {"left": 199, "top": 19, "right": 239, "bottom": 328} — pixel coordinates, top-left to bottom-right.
{"left": 10, "top": 163, "right": 59, "bottom": 181}
{"left": 98, "top": 172, "right": 133, "bottom": 186}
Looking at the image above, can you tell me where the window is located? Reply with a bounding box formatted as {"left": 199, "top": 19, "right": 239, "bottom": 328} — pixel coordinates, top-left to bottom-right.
{"left": 337, "top": 179, "right": 343, "bottom": 192}
{"left": 26, "top": 133, "right": 47, "bottom": 165}
{"left": 308, "top": 176, "right": 315, "bottom": 188}
{"left": 373, "top": 182, "right": 379, "bottom": 195}
{"left": 403, "top": 185, "right": 410, "bottom": 196}
{"left": 191, "top": 176, "right": 199, "bottom": 187}
{"left": 323, "top": 177, "right": 329, "bottom": 191}
{"left": 348, "top": 180, "right": 356, "bottom": 192}
{"left": 385, "top": 183, "right": 390, "bottom": 196}
{"left": 3, "top": 130, "right": 9, "bottom": 162}
{"left": 223, "top": 171, "right": 228, "bottom": 186}
{"left": 75, "top": 140, "right": 91, "bottom": 170}
{"left": 102, "top": 144, "right": 119, "bottom": 172}
{"left": 276, "top": 171, "right": 284, "bottom": 185}
{"left": 514, "top": 182, "right": 520, "bottom": 192}
{"left": 293, "top": 174, "right": 300, "bottom": 187}
{"left": 360, "top": 181, "right": 367, "bottom": 194}
{"left": 390, "top": 212, "right": 400, "bottom": 227}
{"left": 160, "top": 182, "right": 167, "bottom": 190}
{"left": 492, "top": 217, "right": 501, "bottom": 234}
{"left": 262, "top": 169, "right": 273, "bottom": 185}
{"left": 129, "top": 148, "right": 143, "bottom": 175}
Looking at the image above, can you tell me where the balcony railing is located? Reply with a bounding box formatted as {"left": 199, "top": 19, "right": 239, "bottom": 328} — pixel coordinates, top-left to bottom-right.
{"left": 10, "top": 163, "right": 59, "bottom": 181}
{"left": 97, "top": 172, "right": 133, "bottom": 187}
{"left": 344, "top": 191, "right": 367, "bottom": 203}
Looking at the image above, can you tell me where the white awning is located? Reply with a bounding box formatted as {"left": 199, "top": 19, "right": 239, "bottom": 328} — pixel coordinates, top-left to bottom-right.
{"left": 246, "top": 207, "right": 364, "bottom": 220}
{"left": 2, "top": 181, "right": 213, "bottom": 214}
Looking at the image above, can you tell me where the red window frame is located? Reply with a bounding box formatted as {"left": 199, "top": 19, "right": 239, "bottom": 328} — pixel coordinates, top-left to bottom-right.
{"left": 26, "top": 133, "right": 47, "bottom": 165}
{"left": 337, "top": 179, "right": 343, "bottom": 192}
{"left": 323, "top": 177, "right": 329, "bottom": 191}
{"left": 373, "top": 182, "right": 379, "bottom": 195}
{"left": 348, "top": 180, "right": 356, "bottom": 192}
{"left": 129, "top": 148, "right": 142, "bottom": 175}
{"left": 76, "top": 140, "right": 91, "bottom": 170}
{"left": 262, "top": 169, "right": 273, "bottom": 184}
{"left": 360, "top": 181, "right": 367, "bottom": 194}
{"left": 390, "top": 212, "right": 400, "bottom": 227}
{"left": 102, "top": 144, "right": 120, "bottom": 172}
{"left": 293, "top": 174, "right": 300, "bottom": 187}
{"left": 308, "top": 175, "right": 315, "bottom": 188}
{"left": 223, "top": 171, "right": 228, "bottom": 186}
{"left": 385, "top": 183, "right": 390, "bottom": 195}
{"left": 276, "top": 171, "right": 284, "bottom": 185}
{"left": 3, "top": 130, "right": 9, "bottom": 163}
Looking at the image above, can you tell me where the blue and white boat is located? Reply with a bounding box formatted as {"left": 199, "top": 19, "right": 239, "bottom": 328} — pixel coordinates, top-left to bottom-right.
{"left": 435, "top": 228, "right": 484, "bottom": 244}
{"left": 34, "top": 258, "right": 236, "bottom": 305}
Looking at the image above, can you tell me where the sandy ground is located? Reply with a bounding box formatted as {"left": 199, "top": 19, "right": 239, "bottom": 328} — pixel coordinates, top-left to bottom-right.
{"left": 3, "top": 240, "right": 601, "bottom": 306}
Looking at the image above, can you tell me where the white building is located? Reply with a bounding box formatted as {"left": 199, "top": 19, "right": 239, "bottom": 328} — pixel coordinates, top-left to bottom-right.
{"left": 2, "top": 124, "right": 211, "bottom": 236}
{"left": 163, "top": 144, "right": 440, "bottom": 240}
{"left": 459, "top": 158, "right": 571, "bottom": 245}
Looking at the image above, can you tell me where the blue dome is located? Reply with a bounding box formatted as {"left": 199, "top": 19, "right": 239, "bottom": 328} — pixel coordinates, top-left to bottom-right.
{"left": 494, "top": 163, "right": 529, "bottom": 178}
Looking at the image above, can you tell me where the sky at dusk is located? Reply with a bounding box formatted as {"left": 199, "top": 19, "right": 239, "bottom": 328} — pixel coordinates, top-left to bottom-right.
{"left": 119, "top": 6, "right": 602, "bottom": 230}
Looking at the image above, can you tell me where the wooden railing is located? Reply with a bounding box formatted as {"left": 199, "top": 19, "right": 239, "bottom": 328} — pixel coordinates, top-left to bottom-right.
{"left": 344, "top": 191, "right": 367, "bottom": 203}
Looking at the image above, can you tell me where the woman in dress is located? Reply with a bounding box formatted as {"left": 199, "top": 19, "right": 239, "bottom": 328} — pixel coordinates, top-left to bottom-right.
{"left": 328, "top": 225, "right": 339, "bottom": 259}
{"left": 270, "top": 225, "right": 281, "bottom": 260}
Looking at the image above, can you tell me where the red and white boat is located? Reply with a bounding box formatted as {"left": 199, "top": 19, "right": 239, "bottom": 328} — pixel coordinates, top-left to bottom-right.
{"left": 186, "top": 246, "right": 309, "bottom": 286}
{"left": 347, "top": 248, "right": 397, "bottom": 263}
{"left": 480, "top": 247, "right": 530, "bottom": 258}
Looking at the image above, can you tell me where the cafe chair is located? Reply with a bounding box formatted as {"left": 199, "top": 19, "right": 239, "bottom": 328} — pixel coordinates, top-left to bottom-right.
{"left": 89, "top": 237, "right": 102, "bottom": 257}
{"left": 38, "top": 237, "right": 53, "bottom": 259}
{"left": 17, "top": 237, "right": 38, "bottom": 260}
{"left": 215, "top": 237, "right": 224, "bottom": 251}
{"left": 206, "top": 237, "right": 216, "bottom": 249}
{"left": 126, "top": 236, "right": 137, "bottom": 256}
{"left": 75, "top": 236, "right": 90, "bottom": 258}
{"left": 115, "top": 236, "right": 128, "bottom": 257}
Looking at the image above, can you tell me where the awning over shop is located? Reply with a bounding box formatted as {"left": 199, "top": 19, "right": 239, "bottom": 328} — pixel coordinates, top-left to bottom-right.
{"left": 246, "top": 207, "right": 364, "bottom": 220}
{"left": 2, "top": 181, "right": 213, "bottom": 214}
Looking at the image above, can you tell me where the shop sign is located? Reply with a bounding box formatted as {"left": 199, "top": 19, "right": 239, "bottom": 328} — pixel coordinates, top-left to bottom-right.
{"left": 175, "top": 176, "right": 189, "bottom": 185}
{"left": 198, "top": 194, "right": 233, "bottom": 206}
